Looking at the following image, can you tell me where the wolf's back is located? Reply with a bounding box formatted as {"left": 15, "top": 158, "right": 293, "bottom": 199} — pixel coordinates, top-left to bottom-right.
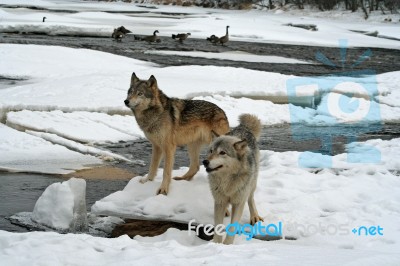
{"left": 238, "top": 114, "right": 261, "bottom": 140}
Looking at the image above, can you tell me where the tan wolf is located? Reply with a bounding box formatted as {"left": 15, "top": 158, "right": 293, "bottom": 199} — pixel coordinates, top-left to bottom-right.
{"left": 124, "top": 73, "right": 229, "bottom": 195}
{"left": 203, "top": 114, "right": 264, "bottom": 244}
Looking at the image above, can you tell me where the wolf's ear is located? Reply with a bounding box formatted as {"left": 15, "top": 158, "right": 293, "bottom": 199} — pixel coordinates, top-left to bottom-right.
{"left": 148, "top": 75, "right": 157, "bottom": 87}
{"left": 211, "top": 130, "right": 220, "bottom": 139}
{"left": 233, "top": 139, "right": 248, "bottom": 154}
{"left": 131, "top": 72, "right": 139, "bottom": 85}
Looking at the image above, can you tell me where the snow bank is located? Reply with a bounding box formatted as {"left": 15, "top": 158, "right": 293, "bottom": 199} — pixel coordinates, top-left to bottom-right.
{"left": 32, "top": 178, "right": 88, "bottom": 232}
{"left": 0, "top": 124, "right": 101, "bottom": 174}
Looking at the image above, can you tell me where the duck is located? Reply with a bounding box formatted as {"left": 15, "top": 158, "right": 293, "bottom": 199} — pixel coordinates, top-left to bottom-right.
{"left": 111, "top": 26, "right": 131, "bottom": 42}
{"left": 218, "top": 25, "right": 229, "bottom": 46}
{"left": 116, "top": 26, "right": 131, "bottom": 34}
{"left": 112, "top": 28, "right": 125, "bottom": 42}
{"left": 172, "top": 32, "right": 191, "bottom": 43}
{"left": 206, "top": 34, "right": 220, "bottom": 44}
{"left": 141, "top": 30, "right": 161, "bottom": 43}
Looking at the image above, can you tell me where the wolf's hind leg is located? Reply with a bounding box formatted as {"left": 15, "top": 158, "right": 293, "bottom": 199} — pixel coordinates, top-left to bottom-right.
{"left": 173, "top": 142, "right": 201, "bottom": 181}
{"left": 140, "top": 144, "right": 162, "bottom": 184}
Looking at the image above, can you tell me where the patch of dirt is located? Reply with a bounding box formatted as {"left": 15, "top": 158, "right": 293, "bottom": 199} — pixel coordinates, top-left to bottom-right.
{"left": 66, "top": 166, "right": 136, "bottom": 180}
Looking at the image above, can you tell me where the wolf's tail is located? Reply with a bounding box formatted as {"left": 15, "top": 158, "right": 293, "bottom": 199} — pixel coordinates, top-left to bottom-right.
{"left": 239, "top": 114, "right": 262, "bottom": 140}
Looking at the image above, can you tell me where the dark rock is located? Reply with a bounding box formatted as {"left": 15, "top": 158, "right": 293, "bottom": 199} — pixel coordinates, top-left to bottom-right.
{"left": 111, "top": 218, "right": 213, "bottom": 241}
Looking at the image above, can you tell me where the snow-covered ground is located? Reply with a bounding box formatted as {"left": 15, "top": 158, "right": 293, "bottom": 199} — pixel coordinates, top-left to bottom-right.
{"left": 1, "top": 0, "right": 400, "bottom": 265}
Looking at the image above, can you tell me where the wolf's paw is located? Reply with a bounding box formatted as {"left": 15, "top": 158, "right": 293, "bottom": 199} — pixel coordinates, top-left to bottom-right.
{"left": 173, "top": 176, "right": 192, "bottom": 181}
{"left": 156, "top": 186, "right": 169, "bottom": 195}
{"left": 139, "top": 176, "right": 150, "bottom": 184}
{"left": 250, "top": 215, "right": 264, "bottom": 225}
{"left": 213, "top": 235, "right": 223, "bottom": 244}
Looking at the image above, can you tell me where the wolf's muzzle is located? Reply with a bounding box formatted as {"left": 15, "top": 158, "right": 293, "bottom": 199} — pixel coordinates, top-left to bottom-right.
{"left": 203, "top": 160, "right": 222, "bottom": 172}
{"left": 124, "top": 99, "right": 130, "bottom": 106}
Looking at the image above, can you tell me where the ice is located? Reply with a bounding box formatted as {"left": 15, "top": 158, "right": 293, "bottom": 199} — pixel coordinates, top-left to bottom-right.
{"left": 32, "top": 178, "right": 88, "bottom": 232}
{"left": 7, "top": 110, "right": 141, "bottom": 144}
{"left": 0, "top": 124, "right": 101, "bottom": 174}
{"left": 26, "top": 130, "right": 134, "bottom": 163}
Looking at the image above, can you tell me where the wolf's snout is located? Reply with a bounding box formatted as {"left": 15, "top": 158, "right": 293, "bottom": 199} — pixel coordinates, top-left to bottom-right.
{"left": 202, "top": 160, "right": 209, "bottom": 167}
{"left": 124, "top": 99, "right": 129, "bottom": 106}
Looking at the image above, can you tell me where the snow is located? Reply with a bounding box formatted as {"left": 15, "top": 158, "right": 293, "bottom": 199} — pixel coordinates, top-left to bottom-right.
{"left": 1, "top": 1, "right": 400, "bottom": 265}
{"left": 6, "top": 110, "right": 141, "bottom": 144}
{"left": 91, "top": 138, "right": 400, "bottom": 244}
{"left": 26, "top": 130, "right": 137, "bottom": 163}
{"left": 0, "top": 123, "right": 101, "bottom": 174}
{"left": 2, "top": 136, "right": 400, "bottom": 264}
{"left": 32, "top": 178, "right": 88, "bottom": 232}
{"left": 1, "top": 229, "right": 400, "bottom": 266}
{"left": 1, "top": 44, "right": 399, "bottom": 131}
{"left": 0, "top": 0, "right": 399, "bottom": 48}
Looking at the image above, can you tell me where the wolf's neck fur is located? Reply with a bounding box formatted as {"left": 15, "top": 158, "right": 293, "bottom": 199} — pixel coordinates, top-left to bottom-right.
{"left": 133, "top": 89, "right": 172, "bottom": 132}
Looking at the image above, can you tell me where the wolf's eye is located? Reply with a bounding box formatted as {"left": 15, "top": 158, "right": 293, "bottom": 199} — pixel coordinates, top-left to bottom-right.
{"left": 219, "top": 151, "right": 226, "bottom": 155}
{"left": 209, "top": 149, "right": 213, "bottom": 154}
{"left": 137, "top": 92, "right": 143, "bottom": 96}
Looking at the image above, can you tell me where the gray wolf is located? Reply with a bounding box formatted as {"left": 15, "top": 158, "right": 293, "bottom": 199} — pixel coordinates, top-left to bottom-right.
{"left": 203, "top": 114, "right": 264, "bottom": 244}
{"left": 124, "top": 73, "right": 229, "bottom": 195}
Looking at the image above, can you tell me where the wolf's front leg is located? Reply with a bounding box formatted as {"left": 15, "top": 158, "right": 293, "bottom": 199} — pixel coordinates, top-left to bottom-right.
{"left": 213, "top": 201, "right": 228, "bottom": 243}
{"left": 223, "top": 201, "right": 246, "bottom": 245}
{"left": 140, "top": 144, "right": 162, "bottom": 184}
{"left": 157, "top": 145, "right": 176, "bottom": 195}
{"left": 248, "top": 187, "right": 264, "bottom": 225}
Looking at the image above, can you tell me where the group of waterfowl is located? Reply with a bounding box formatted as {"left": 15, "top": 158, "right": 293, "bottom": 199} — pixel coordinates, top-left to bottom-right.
{"left": 111, "top": 25, "right": 230, "bottom": 45}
